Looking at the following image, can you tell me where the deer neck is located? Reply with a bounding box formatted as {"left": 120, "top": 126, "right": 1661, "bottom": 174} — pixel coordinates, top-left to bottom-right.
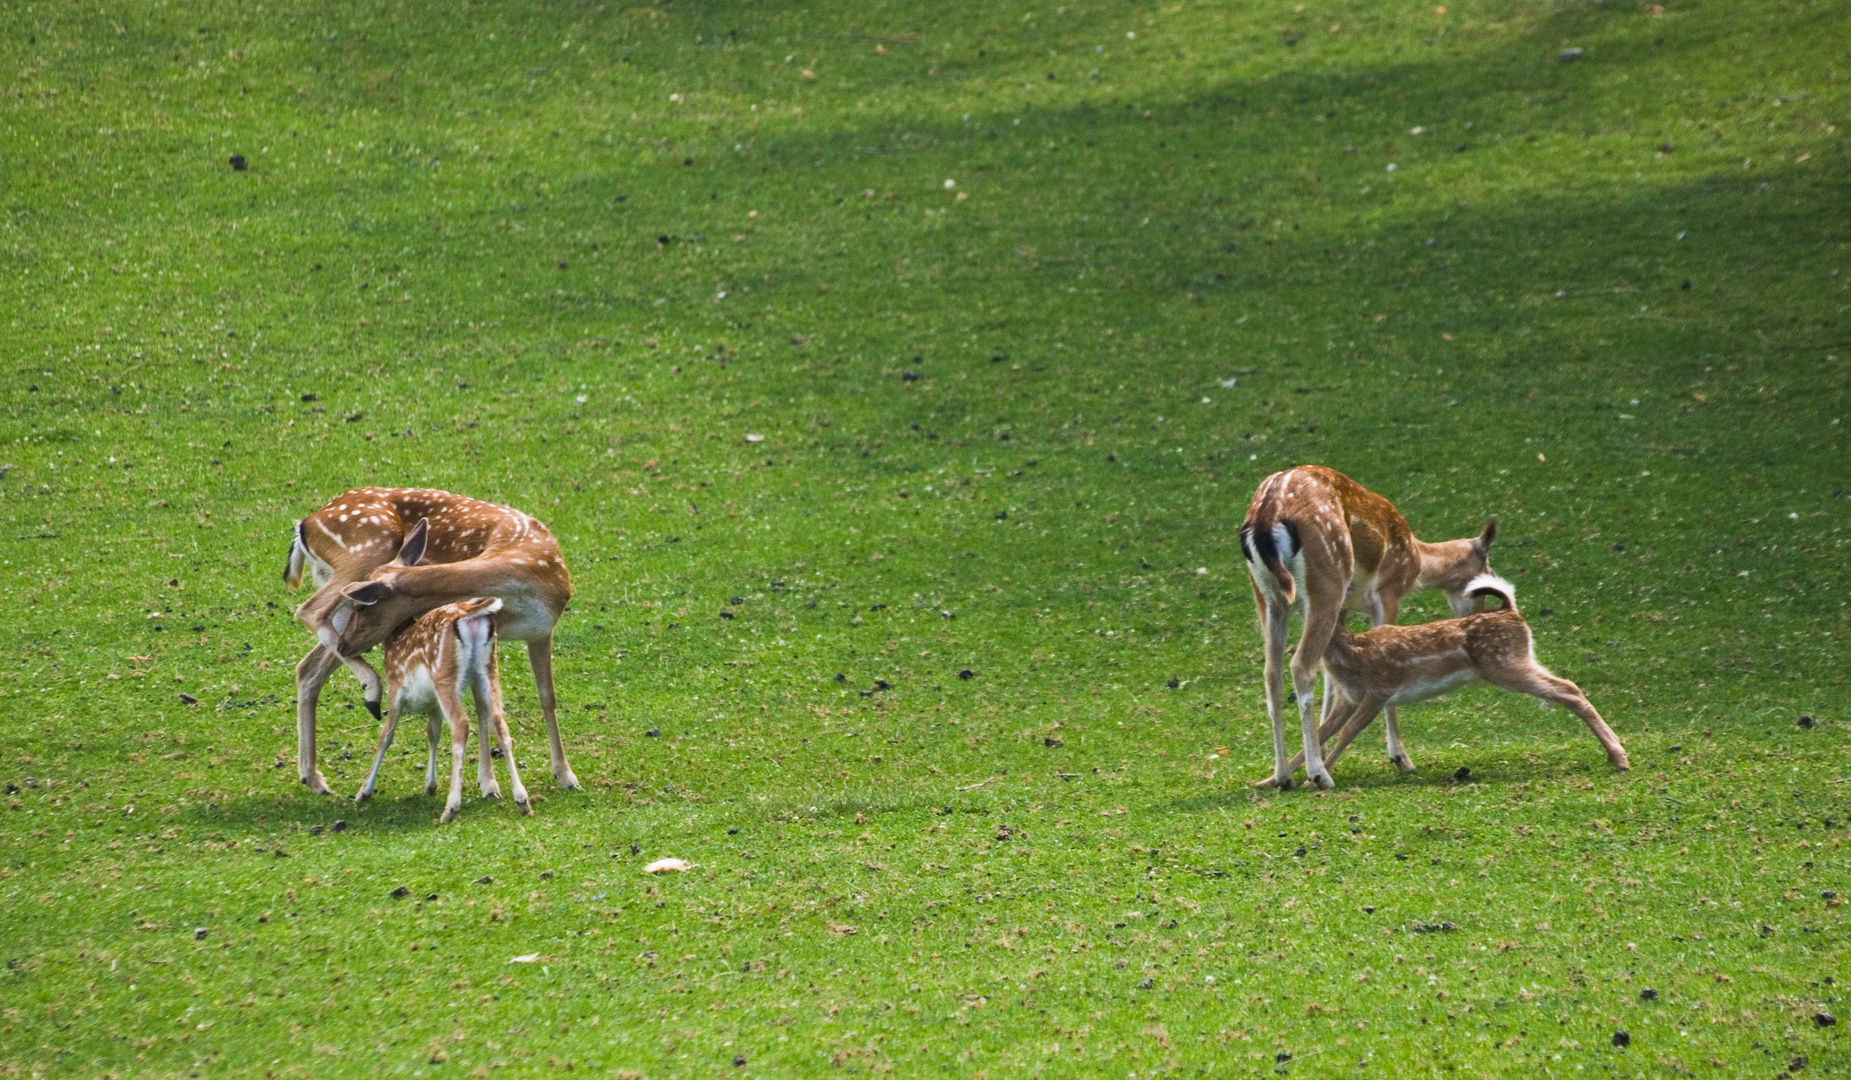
{"left": 1412, "top": 537, "right": 1477, "bottom": 592}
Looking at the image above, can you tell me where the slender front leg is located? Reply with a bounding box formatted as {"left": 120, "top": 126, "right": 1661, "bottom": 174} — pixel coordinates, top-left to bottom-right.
{"left": 295, "top": 645, "right": 342, "bottom": 795}
{"left": 437, "top": 688, "right": 471, "bottom": 822}
{"left": 526, "top": 636, "right": 580, "bottom": 790}
{"left": 1261, "top": 691, "right": 1381, "bottom": 784}
{"left": 355, "top": 696, "right": 404, "bottom": 802}
{"left": 477, "top": 671, "right": 531, "bottom": 814}
{"left": 1260, "top": 600, "right": 1293, "bottom": 790}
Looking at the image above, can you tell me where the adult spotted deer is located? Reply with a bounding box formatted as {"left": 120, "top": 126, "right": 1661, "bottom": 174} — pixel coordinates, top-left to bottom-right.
{"left": 357, "top": 597, "right": 531, "bottom": 821}
{"left": 1240, "top": 465, "right": 1496, "bottom": 790}
{"left": 1254, "top": 574, "right": 1629, "bottom": 785}
{"left": 285, "top": 488, "right": 578, "bottom": 797}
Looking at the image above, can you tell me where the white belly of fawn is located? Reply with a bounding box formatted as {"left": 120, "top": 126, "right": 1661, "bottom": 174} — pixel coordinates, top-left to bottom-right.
{"left": 356, "top": 598, "right": 533, "bottom": 822}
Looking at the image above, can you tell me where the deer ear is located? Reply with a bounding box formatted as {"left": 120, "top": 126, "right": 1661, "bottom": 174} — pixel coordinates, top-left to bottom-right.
{"left": 1477, "top": 517, "right": 1498, "bottom": 552}
{"left": 397, "top": 518, "right": 429, "bottom": 567}
{"left": 341, "top": 580, "right": 391, "bottom": 606}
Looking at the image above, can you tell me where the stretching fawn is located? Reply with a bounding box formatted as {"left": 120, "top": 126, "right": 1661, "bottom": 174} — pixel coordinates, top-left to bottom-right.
{"left": 1254, "top": 574, "right": 1629, "bottom": 787}
{"left": 356, "top": 597, "right": 533, "bottom": 822}
{"left": 1241, "top": 465, "right": 1497, "bottom": 790}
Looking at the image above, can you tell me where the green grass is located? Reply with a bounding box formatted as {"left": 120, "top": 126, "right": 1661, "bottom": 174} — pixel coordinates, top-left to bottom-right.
{"left": 3, "top": 0, "right": 1849, "bottom": 1075}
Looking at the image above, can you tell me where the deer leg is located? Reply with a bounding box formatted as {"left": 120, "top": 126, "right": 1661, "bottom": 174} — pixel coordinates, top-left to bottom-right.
{"left": 355, "top": 695, "right": 404, "bottom": 802}
{"left": 479, "top": 670, "right": 531, "bottom": 815}
{"left": 1258, "top": 691, "right": 1368, "bottom": 787}
{"left": 1498, "top": 666, "right": 1630, "bottom": 772}
{"left": 294, "top": 645, "right": 341, "bottom": 795}
{"left": 1320, "top": 692, "right": 1391, "bottom": 772}
{"left": 473, "top": 683, "right": 501, "bottom": 800}
{"left": 1290, "top": 590, "right": 1344, "bottom": 791}
{"left": 1367, "top": 594, "right": 1415, "bottom": 772}
{"left": 438, "top": 687, "right": 471, "bottom": 822}
{"left": 1259, "top": 599, "right": 1294, "bottom": 790}
{"left": 526, "top": 636, "right": 580, "bottom": 790}
{"left": 424, "top": 712, "right": 443, "bottom": 797}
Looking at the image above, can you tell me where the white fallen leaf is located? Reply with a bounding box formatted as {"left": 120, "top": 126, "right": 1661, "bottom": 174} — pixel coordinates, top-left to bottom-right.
{"left": 508, "top": 953, "right": 541, "bottom": 964}
{"left": 744, "top": 434, "right": 766, "bottom": 443}
{"left": 644, "top": 857, "right": 693, "bottom": 874}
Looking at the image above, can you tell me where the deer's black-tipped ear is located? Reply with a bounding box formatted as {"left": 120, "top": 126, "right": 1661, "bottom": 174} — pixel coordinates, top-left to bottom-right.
{"left": 397, "top": 518, "right": 429, "bottom": 567}
{"left": 341, "top": 580, "right": 390, "bottom": 606}
{"left": 1477, "top": 517, "right": 1499, "bottom": 551}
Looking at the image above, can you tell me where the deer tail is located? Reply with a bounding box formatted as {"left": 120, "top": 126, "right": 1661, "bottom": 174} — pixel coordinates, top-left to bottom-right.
{"left": 283, "top": 521, "right": 309, "bottom": 590}
{"left": 1240, "top": 517, "right": 1300, "bottom": 606}
{"left": 1465, "top": 573, "right": 1517, "bottom": 613}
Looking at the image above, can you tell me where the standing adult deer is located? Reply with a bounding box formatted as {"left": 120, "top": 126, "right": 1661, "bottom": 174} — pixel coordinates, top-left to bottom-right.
{"left": 1254, "top": 574, "right": 1629, "bottom": 785}
{"left": 285, "top": 488, "right": 579, "bottom": 797}
{"left": 1240, "top": 465, "right": 1496, "bottom": 790}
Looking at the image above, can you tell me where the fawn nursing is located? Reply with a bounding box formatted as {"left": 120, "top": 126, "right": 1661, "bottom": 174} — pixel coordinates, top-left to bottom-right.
{"left": 356, "top": 596, "right": 533, "bottom": 822}
{"left": 1240, "top": 466, "right": 1497, "bottom": 789}
{"left": 1254, "top": 574, "right": 1629, "bottom": 786}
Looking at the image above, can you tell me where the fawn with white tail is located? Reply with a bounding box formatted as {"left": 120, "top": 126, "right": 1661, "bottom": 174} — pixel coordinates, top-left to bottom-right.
{"left": 1241, "top": 465, "right": 1497, "bottom": 790}
{"left": 356, "top": 597, "right": 532, "bottom": 821}
{"left": 285, "top": 488, "right": 577, "bottom": 797}
{"left": 1254, "top": 574, "right": 1629, "bottom": 786}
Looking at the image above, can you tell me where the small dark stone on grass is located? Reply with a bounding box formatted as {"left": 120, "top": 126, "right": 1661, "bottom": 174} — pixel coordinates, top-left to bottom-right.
{"left": 1823, "top": 891, "right": 1837, "bottom": 900}
{"left": 1275, "top": 1052, "right": 1292, "bottom": 1063}
{"left": 873, "top": 679, "right": 892, "bottom": 691}
{"left": 391, "top": 885, "right": 410, "bottom": 898}
{"left": 476, "top": 875, "right": 493, "bottom": 885}
{"left": 309, "top": 825, "right": 324, "bottom": 836}
{"left": 834, "top": 673, "right": 847, "bottom": 682}
{"left": 1165, "top": 677, "right": 1179, "bottom": 689}
{"left": 1363, "top": 906, "right": 1375, "bottom": 914}
{"left": 1294, "top": 846, "right": 1307, "bottom": 857}
{"left": 1798, "top": 715, "right": 1815, "bottom": 728}
{"left": 194, "top": 927, "right": 209, "bottom": 939}
{"left": 734, "top": 1056, "right": 747, "bottom": 1068}
{"left": 300, "top": 392, "right": 319, "bottom": 402}
{"left": 646, "top": 727, "right": 661, "bottom": 737}
{"left": 1454, "top": 766, "right": 1471, "bottom": 780}
{"left": 959, "top": 669, "right": 976, "bottom": 680}
{"left": 728, "top": 827, "right": 739, "bottom": 835}
{"left": 1816, "top": 1011, "right": 1837, "bottom": 1027}
{"left": 229, "top": 154, "right": 247, "bottom": 170}
{"left": 556, "top": 259, "right": 568, "bottom": 269}
{"left": 179, "top": 693, "right": 199, "bottom": 705}
{"left": 1043, "top": 737, "right": 1063, "bottom": 748}
{"left": 1137, "top": 978, "right": 1154, "bottom": 990}
{"left": 1612, "top": 1030, "right": 1630, "bottom": 1047}
{"left": 332, "top": 820, "right": 347, "bottom": 833}
{"left": 630, "top": 843, "right": 640, "bottom": 855}
{"left": 1640, "top": 987, "right": 1658, "bottom": 1001}
{"left": 273, "top": 849, "right": 288, "bottom": 859}
{"left": 1395, "top": 853, "right": 1408, "bottom": 861}
{"left": 1661, "top": 143, "right": 1675, "bottom": 154}
{"left": 426, "top": 894, "right": 438, "bottom": 902}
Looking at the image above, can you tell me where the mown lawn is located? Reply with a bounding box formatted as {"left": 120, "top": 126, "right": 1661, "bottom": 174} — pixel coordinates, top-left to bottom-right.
{"left": 2, "top": 0, "right": 1848, "bottom": 1076}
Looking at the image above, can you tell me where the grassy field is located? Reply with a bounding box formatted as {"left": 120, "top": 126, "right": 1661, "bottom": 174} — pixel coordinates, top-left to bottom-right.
{"left": 3, "top": 0, "right": 1849, "bottom": 1075}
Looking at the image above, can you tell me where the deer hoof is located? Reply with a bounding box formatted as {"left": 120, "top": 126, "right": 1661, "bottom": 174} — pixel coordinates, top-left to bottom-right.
{"left": 481, "top": 787, "right": 502, "bottom": 801}
{"left": 440, "top": 805, "right": 460, "bottom": 823}
{"left": 301, "top": 773, "right": 334, "bottom": 795}
{"left": 1310, "top": 771, "right": 1335, "bottom": 791}
{"left": 516, "top": 798, "right": 534, "bottom": 817}
{"left": 1390, "top": 754, "right": 1417, "bottom": 774}
{"left": 557, "top": 771, "right": 582, "bottom": 792}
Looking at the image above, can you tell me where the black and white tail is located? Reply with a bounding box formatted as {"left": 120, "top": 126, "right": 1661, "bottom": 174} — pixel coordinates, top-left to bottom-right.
{"left": 1239, "top": 518, "right": 1301, "bottom": 605}
{"left": 1464, "top": 573, "right": 1517, "bottom": 613}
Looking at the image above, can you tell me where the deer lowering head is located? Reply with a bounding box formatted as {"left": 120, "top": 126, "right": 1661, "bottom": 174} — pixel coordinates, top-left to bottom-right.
{"left": 1255, "top": 574, "right": 1629, "bottom": 787}
{"left": 284, "top": 488, "right": 579, "bottom": 797}
{"left": 1239, "top": 465, "right": 1497, "bottom": 790}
